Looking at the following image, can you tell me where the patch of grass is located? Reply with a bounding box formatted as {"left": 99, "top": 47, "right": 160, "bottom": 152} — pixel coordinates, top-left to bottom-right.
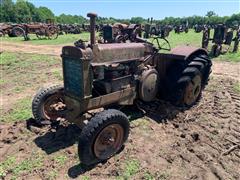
{"left": 0, "top": 79, "right": 5, "bottom": 85}
{"left": 12, "top": 157, "right": 43, "bottom": 175}
{"left": 215, "top": 51, "right": 240, "bottom": 62}
{"left": 0, "top": 97, "right": 32, "bottom": 122}
{"left": 0, "top": 52, "right": 17, "bottom": 65}
{"left": 0, "top": 156, "right": 16, "bottom": 178}
{"left": 52, "top": 69, "right": 63, "bottom": 81}
{"left": 2, "top": 33, "right": 90, "bottom": 45}
{"left": 144, "top": 171, "right": 155, "bottom": 180}
{"left": 47, "top": 169, "right": 58, "bottom": 180}
{"left": 122, "top": 159, "right": 140, "bottom": 179}
{"left": 233, "top": 82, "right": 240, "bottom": 93}
{"left": 54, "top": 155, "right": 67, "bottom": 167}
{"left": 81, "top": 176, "right": 90, "bottom": 180}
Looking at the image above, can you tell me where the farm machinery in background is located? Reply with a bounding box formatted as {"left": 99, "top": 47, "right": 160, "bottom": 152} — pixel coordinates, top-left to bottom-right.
{"left": 202, "top": 24, "right": 240, "bottom": 57}
{"left": 143, "top": 17, "right": 173, "bottom": 39}
{"left": 12, "top": 23, "right": 59, "bottom": 40}
{"left": 0, "top": 23, "right": 25, "bottom": 37}
{"left": 32, "top": 12, "right": 212, "bottom": 166}
{"left": 58, "top": 24, "right": 82, "bottom": 34}
{"left": 174, "top": 22, "right": 189, "bottom": 34}
{"left": 99, "top": 23, "right": 142, "bottom": 43}
{"left": 0, "top": 20, "right": 59, "bottom": 40}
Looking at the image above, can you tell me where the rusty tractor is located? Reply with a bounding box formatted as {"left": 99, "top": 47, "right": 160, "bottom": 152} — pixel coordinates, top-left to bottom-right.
{"left": 174, "top": 24, "right": 189, "bottom": 34}
{"left": 99, "top": 23, "right": 142, "bottom": 43}
{"left": 0, "top": 23, "right": 22, "bottom": 37}
{"left": 202, "top": 24, "right": 240, "bottom": 57}
{"left": 32, "top": 13, "right": 212, "bottom": 166}
{"left": 12, "top": 23, "right": 59, "bottom": 40}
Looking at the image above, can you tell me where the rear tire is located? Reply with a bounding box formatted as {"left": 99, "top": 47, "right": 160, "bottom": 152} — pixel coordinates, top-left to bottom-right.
{"left": 172, "top": 55, "right": 212, "bottom": 107}
{"left": 78, "top": 109, "right": 129, "bottom": 166}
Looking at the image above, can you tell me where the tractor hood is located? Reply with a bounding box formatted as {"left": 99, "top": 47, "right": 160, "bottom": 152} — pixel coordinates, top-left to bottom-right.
{"left": 92, "top": 43, "right": 153, "bottom": 63}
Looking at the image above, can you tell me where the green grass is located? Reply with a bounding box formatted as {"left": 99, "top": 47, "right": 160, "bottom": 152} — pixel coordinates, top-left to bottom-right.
{"left": 149, "top": 29, "right": 240, "bottom": 62}
{"left": 0, "top": 155, "right": 43, "bottom": 179}
{"left": 0, "top": 156, "right": 16, "bottom": 178}
{"left": 233, "top": 83, "right": 240, "bottom": 93}
{"left": 121, "top": 159, "right": 140, "bottom": 179}
{"left": 0, "top": 97, "right": 32, "bottom": 122}
{"left": 215, "top": 51, "right": 240, "bottom": 62}
{"left": 1, "top": 32, "right": 90, "bottom": 45}
{"left": 53, "top": 155, "right": 67, "bottom": 167}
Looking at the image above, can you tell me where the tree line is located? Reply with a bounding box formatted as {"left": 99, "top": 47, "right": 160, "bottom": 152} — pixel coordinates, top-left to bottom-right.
{"left": 1, "top": 0, "right": 239, "bottom": 27}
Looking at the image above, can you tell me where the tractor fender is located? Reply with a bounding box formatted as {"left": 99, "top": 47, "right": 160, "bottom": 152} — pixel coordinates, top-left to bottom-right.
{"left": 171, "top": 46, "right": 208, "bottom": 61}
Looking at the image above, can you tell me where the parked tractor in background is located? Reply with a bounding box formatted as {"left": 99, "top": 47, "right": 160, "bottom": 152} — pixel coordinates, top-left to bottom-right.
{"left": 32, "top": 13, "right": 212, "bottom": 166}
{"left": 0, "top": 23, "right": 23, "bottom": 37}
{"left": 11, "top": 21, "right": 59, "bottom": 40}
{"left": 99, "top": 23, "right": 142, "bottom": 43}
{"left": 202, "top": 24, "right": 239, "bottom": 57}
{"left": 143, "top": 17, "right": 173, "bottom": 39}
{"left": 174, "top": 23, "right": 189, "bottom": 34}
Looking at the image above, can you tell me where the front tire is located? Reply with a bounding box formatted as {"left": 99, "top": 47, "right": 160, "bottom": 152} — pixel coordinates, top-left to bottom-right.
{"left": 32, "top": 85, "right": 65, "bottom": 125}
{"left": 78, "top": 109, "right": 129, "bottom": 166}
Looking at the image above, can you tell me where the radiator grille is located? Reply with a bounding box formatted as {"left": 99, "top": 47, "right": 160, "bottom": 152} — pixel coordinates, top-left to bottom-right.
{"left": 63, "top": 57, "right": 84, "bottom": 98}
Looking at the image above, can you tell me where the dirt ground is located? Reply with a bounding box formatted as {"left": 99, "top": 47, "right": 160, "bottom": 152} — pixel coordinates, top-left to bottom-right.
{"left": 1, "top": 42, "right": 62, "bottom": 56}
{"left": 0, "top": 43, "right": 240, "bottom": 179}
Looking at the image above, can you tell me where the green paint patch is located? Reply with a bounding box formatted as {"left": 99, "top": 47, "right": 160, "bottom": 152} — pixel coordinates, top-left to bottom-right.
{"left": 1, "top": 97, "right": 32, "bottom": 122}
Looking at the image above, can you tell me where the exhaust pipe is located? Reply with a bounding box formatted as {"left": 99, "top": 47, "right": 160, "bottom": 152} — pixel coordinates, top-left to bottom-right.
{"left": 87, "top": 12, "right": 97, "bottom": 46}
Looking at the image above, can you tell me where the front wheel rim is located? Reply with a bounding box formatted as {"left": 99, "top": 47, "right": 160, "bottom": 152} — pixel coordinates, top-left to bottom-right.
{"left": 93, "top": 124, "right": 124, "bottom": 160}
{"left": 42, "top": 93, "right": 65, "bottom": 120}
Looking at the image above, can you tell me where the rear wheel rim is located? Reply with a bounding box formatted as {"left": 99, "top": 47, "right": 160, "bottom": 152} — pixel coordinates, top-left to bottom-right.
{"left": 93, "top": 124, "right": 124, "bottom": 160}
{"left": 184, "top": 75, "right": 202, "bottom": 106}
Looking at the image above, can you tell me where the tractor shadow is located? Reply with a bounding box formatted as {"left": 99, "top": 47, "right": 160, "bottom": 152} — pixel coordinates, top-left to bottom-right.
{"left": 27, "top": 119, "right": 81, "bottom": 154}
{"left": 29, "top": 100, "right": 187, "bottom": 178}
{"left": 123, "top": 100, "right": 186, "bottom": 124}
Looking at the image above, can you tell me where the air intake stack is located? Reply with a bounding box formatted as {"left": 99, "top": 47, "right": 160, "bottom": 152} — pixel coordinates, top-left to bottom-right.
{"left": 87, "top": 12, "right": 97, "bottom": 46}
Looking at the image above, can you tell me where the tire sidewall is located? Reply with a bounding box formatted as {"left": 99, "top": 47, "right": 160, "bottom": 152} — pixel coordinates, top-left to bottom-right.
{"left": 78, "top": 110, "right": 129, "bottom": 165}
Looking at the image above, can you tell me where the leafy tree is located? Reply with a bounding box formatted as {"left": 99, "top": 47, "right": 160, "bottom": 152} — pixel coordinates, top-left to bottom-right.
{"left": 0, "top": 0, "right": 15, "bottom": 22}
{"left": 36, "top": 6, "right": 55, "bottom": 22}
{"left": 206, "top": 11, "right": 217, "bottom": 18}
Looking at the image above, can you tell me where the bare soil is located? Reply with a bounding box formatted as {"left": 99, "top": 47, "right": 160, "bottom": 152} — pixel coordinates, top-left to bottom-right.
{"left": 1, "top": 42, "right": 61, "bottom": 56}
{"left": 0, "top": 48, "right": 239, "bottom": 179}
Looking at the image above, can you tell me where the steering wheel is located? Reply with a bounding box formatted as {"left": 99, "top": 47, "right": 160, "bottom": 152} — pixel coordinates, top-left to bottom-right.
{"left": 151, "top": 36, "right": 171, "bottom": 51}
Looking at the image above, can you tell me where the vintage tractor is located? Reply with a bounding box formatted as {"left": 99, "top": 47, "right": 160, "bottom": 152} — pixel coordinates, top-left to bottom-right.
{"left": 202, "top": 24, "right": 239, "bottom": 56}
{"left": 32, "top": 13, "right": 212, "bottom": 166}
{"left": 12, "top": 23, "right": 59, "bottom": 40}
{"left": 99, "top": 23, "right": 142, "bottom": 43}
